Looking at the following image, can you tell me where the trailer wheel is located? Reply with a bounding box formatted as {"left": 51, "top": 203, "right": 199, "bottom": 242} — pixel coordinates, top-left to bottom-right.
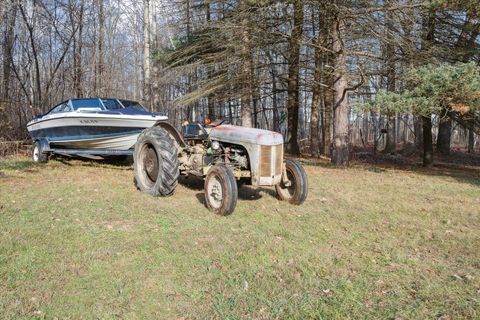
{"left": 275, "top": 159, "right": 308, "bottom": 205}
{"left": 32, "top": 141, "right": 48, "bottom": 163}
{"left": 204, "top": 164, "right": 238, "bottom": 216}
{"left": 134, "top": 127, "right": 179, "bottom": 196}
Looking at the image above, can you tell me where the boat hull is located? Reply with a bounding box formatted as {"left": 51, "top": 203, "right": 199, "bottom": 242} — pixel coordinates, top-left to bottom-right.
{"left": 27, "top": 112, "right": 165, "bottom": 151}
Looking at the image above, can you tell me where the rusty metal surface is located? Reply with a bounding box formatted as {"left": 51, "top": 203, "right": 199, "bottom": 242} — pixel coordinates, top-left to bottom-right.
{"left": 274, "top": 144, "right": 283, "bottom": 176}
{"left": 258, "top": 144, "right": 283, "bottom": 186}
{"left": 260, "top": 145, "right": 272, "bottom": 177}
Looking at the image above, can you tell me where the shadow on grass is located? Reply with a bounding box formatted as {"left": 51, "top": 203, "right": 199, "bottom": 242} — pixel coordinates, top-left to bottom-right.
{"left": 204, "top": 152, "right": 479, "bottom": 189}
{"left": 53, "top": 155, "right": 133, "bottom": 170}
{"left": 178, "top": 175, "right": 204, "bottom": 191}
{"left": 194, "top": 187, "right": 277, "bottom": 207}
{"left": 414, "top": 165, "right": 480, "bottom": 187}
{"left": 178, "top": 175, "right": 277, "bottom": 206}
{"left": 353, "top": 161, "right": 480, "bottom": 187}
{"left": 299, "top": 154, "right": 480, "bottom": 187}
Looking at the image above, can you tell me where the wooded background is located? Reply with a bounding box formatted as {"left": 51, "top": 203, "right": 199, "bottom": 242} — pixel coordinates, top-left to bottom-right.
{"left": 0, "top": 0, "right": 479, "bottom": 165}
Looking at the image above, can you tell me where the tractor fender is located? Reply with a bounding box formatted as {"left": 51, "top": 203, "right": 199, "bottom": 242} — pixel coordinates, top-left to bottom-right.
{"left": 153, "top": 121, "right": 186, "bottom": 148}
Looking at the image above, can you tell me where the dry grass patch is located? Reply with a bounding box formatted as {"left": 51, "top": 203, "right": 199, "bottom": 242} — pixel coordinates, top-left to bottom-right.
{"left": 0, "top": 156, "right": 479, "bottom": 319}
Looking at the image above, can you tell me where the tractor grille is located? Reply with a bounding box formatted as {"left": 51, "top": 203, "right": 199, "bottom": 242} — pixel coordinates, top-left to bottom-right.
{"left": 259, "top": 144, "right": 283, "bottom": 178}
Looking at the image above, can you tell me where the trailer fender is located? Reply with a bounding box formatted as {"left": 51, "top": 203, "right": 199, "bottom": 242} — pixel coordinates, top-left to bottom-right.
{"left": 36, "top": 138, "right": 51, "bottom": 153}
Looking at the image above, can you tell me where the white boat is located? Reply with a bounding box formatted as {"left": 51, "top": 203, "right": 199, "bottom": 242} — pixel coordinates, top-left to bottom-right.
{"left": 27, "top": 98, "right": 167, "bottom": 154}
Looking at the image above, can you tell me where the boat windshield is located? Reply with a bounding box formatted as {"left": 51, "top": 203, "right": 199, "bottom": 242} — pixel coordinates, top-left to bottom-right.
{"left": 120, "top": 99, "right": 145, "bottom": 111}
{"left": 102, "top": 99, "right": 123, "bottom": 110}
{"left": 71, "top": 99, "right": 104, "bottom": 111}
{"left": 47, "top": 102, "right": 72, "bottom": 114}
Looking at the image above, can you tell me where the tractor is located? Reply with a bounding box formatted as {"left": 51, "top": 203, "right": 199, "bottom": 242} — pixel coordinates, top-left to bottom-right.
{"left": 133, "top": 120, "right": 308, "bottom": 215}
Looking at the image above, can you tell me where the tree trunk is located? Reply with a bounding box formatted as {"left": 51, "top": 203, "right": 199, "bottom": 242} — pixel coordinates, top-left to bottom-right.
{"left": 97, "top": 0, "right": 104, "bottom": 96}
{"left": 310, "top": 8, "right": 325, "bottom": 157}
{"left": 228, "top": 98, "right": 233, "bottom": 123}
{"left": 310, "top": 44, "right": 321, "bottom": 157}
{"left": 239, "top": 0, "right": 253, "bottom": 127}
{"left": 331, "top": 14, "right": 349, "bottom": 166}
{"left": 362, "top": 112, "right": 369, "bottom": 143}
{"left": 151, "top": 0, "right": 160, "bottom": 111}
{"left": 422, "top": 115, "right": 433, "bottom": 167}
{"left": 385, "top": 117, "right": 396, "bottom": 153}
{"left": 467, "top": 120, "right": 475, "bottom": 153}
{"left": 322, "top": 69, "right": 333, "bottom": 157}
{"left": 414, "top": 115, "right": 423, "bottom": 149}
{"left": 420, "top": 8, "right": 435, "bottom": 166}
{"left": 143, "top": 0, "right": 151, "bottom": 110}
{"left": 251, "top": 55, "right": 260, "bottom": 128}
{"left": 2, "top": 0, "right": 16, "bottom": 100}
{"left": 207, "top": 90, "right": 215, "bottom": 119}
{"left": 437, "top": 115, "right": 452, "bottom": 154}
{"left": 19, "top": 4, "right": 42, "bottom": 110}
{"left": 384, "top": 0, "right": 396, "bottom": 154}
{"left": 271, "top": 66, "right": 279, "bottom": 133}
{"left": 285, "top": 0, "right": 303, "bottom": 155}
{"left": 321, "top": 12, "right": 333, "bottom": 157}
{"left": 205, "top": 2, "right": 215, "bottom": 119}
{"left": 73, "top": 0, "right": 84, "bottom": 97}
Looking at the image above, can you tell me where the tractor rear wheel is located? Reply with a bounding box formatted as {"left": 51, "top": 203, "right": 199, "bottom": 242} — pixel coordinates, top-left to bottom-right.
{"left": 133, "top": 127, "right": 179, "bottom": 196}
{"left": 204, "top": 164, "right": 238, "bottom": 216}
{"left": 275, "top": 159, "right": 308, "bottom": 205}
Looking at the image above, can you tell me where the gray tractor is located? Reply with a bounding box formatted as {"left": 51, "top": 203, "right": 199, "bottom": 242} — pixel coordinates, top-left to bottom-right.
{"left": 133, "top": 120, "right": 308, "bottom": 215}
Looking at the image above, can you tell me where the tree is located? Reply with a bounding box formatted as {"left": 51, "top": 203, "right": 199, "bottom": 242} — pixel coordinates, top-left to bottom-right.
{"left": 384, "top": 0, "right": 397, "bottom": 154}
{"left": 331, "top": 9, "right": 349, "bottom": 166}
{"left": 97, "top": 0, "right": 104, "bottom": 96}
{"left": 70, "top": 0, "right": 85, "bottom": 97}
{"left": 285, "top": 0, "right": 304, "bottom": 155}
{"left": 143, "top": 0, "right": 151, "bottom": 111}
{"left": 310, "top": 17, "right": 322, "bottom": 157}
{"left": 1, "top": 0, "right": 16, "bottom": 101}
{"left": 239, "top": 0, "right": 253, "bottom": 127}
{"left": 367, "top": 63, "right": 480, "bottom": 166}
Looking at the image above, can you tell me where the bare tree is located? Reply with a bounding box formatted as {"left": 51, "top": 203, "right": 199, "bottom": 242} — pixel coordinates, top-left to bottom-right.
{"left": 331, "top": 9, "right": 349, "bottom": 166}
{"left": 239, "top": 0, "right": 252, "bottom": 127}
{"left": 1, "top": 0, "right": 16, "bottom": 101}
{"left": 285, "top": 0, "right": 304, "bottom": 155}
{"left": 143, "top": 0, "right": 151, "bottom": 110}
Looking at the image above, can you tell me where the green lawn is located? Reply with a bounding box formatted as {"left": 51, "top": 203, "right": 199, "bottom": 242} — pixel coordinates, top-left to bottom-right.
{"left": 0, "top": 156, "right": 479, "bottom": 319}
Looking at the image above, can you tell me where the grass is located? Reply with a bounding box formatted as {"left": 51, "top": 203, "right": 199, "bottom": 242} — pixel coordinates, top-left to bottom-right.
{"left": 0, "top": 156, "right": 479, "bottom": 319}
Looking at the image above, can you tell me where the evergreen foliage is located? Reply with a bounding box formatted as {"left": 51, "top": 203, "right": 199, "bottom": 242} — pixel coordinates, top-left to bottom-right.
{"left": 364, "top": 63, "right": 480, "bottom": 117}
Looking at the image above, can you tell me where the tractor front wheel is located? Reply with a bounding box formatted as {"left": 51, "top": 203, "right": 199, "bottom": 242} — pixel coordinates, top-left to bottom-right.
{"left": 204, "top": 164, "right": 238, "bottom": 216}
{"left": 275, "top": 159, "right": 308, "bottom": 205}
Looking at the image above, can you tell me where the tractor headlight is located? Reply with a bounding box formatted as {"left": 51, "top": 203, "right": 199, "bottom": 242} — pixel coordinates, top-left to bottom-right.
{"left": 211, "top": 140, "right": 220, "bottom": 150}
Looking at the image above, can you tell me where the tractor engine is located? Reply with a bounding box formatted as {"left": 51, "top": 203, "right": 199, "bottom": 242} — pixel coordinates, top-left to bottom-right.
{"left": 210, "top": 143, "right": 249, "bottom": 169}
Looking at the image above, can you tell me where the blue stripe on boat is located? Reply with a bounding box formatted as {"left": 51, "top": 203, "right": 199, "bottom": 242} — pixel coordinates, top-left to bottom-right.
{"left": 29, "top": 126, "right": 145, "bottom": 141}
{"left": 47, "top": 130, "right": 143, "bottom": 141}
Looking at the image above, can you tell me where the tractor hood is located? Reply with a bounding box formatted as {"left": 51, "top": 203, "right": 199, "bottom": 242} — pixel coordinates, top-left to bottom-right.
{"left": 209, "top": 125, "right": 283, "bottom": 146}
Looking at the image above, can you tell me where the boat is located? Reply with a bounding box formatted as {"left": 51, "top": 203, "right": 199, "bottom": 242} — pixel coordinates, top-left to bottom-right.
{"left": 27, "top": 98, "right": 167, "bottom": 157}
